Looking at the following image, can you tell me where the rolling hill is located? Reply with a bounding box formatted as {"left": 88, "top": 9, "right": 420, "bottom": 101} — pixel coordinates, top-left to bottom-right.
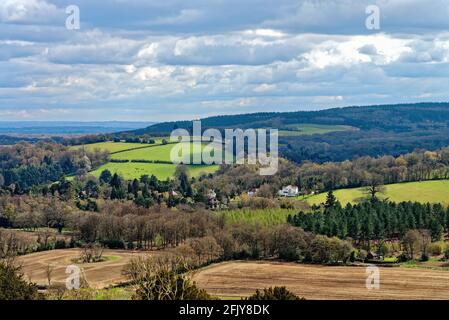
{"left": 127, "top": 103, "right": 449, "bottom": 163}
{"left": 75, "top": 140, "right": 220, "bottom": 180}
{"left": 300, "top": 180, "right": 449, "bottom": 206}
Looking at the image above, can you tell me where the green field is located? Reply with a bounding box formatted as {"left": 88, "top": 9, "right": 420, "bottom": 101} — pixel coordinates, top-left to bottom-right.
{"left": 71, "top": 141, "right": 156, "bottom": 154}
{"left": 90, "top": 162, "right": 219, "bottom": 180}
{"left": 110, "top": 141, "right": 226, "bottom": 162}
{"left": 72, "top": 140, "right": 222, "bottom": 180}
{"left": 279, "top": 124, "right": 355, "bottom": 137}
{"left": 220, "top": 209, "right": 295, "bottom": 226}
{"left": 300, "top": 180, "right": 449, "bottom": 206}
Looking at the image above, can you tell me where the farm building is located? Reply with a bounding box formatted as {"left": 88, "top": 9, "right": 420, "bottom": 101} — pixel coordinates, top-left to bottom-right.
{"left": 278, "top": 185, "right": 299, "bottom": 197}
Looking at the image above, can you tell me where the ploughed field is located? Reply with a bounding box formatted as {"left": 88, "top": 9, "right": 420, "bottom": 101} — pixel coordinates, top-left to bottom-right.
{"left": 16, "top": 248, "right": 151, "bottom": 289}
{"left": 192, "top": 261, "right": 449, "bottom": 300}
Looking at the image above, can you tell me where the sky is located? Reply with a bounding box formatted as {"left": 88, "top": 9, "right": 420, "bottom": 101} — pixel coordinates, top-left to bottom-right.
{"left": 1, "top": 0, "right": 449, "bottom": 121}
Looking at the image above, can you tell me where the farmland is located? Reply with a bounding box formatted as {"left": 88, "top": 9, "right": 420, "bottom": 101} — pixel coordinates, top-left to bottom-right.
{"left": 16, "top": 248, "right": 151, "bottom": 289}
{"left": 74, "top": 140, "right": 221, "bottom": 180}
{"left": 300, "top": 180, "right": 449, "bottom": 206}
{"left": 192, "top": 261, "right": 449, "bottom": 300}
{"left": 70, "top": 141, "right": 156, "bottom": 154}
{"left": 220, "top": 209, "right": 295, "bottom": 226}
{"left": 110, "top": 142, "right": 212, "bottom": 162}
{"left": 90, "top": 162, "right": 219, "bottom": 180}
{"left": 279, "top": 124, "right": 355, "bottom": 137}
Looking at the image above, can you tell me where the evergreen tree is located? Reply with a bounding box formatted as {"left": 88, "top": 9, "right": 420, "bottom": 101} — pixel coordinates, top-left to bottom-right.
{"left": 324, "top": 190, "right": 338, "bottom": 209}
{"left": 99, "top": 169, "right": 112, "bottom": 184}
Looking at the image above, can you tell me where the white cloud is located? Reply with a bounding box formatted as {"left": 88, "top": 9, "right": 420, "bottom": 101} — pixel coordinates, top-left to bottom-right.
{"left": 0, "top": 0, "right": 60, "bottom": 23}
{"left": 254, "top": 83, "right": 277, "bottom": 93}
{"left": 1, "top": 0, "right": 449, "bottom": 121}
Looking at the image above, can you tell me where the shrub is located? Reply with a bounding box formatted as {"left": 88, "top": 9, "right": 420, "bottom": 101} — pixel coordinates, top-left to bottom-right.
{"left": 444, "top": 247, "right": 449, "bottom": 260}
{"left": 127, "top": 241, "right": 135, "bottom": 250}
{"left": 100, "top": 239, "right": 125, "bottom": 249}
{"left": 420, "top": 253, "right": 429, "bottom": 261}
{"left": 54, "top": 239, "right": 67, "bottom": 249}
{"left": 356, "top": 249, "right": 367, "bottom": 262}
{"left": 247, "top": 287, "right": 304, "bottom": 300}
{"left": 79, "top": 243, "right": 104, "bottom": 263}
{"left": 427, "top": 243, "right": 443, "bottom": 256}
{"left": 126, "top": 256, "right": 212, "bottom": 300}
{"left": 0, "top": 261, "right": 40, "bottom": 300}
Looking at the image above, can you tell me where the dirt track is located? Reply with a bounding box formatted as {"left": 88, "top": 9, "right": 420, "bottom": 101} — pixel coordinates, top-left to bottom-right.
{"left": 16, "top": 248, "right": 151, "bottom": 289}
{"left": 192, "top": 261, "right": 449, "bottom": 300}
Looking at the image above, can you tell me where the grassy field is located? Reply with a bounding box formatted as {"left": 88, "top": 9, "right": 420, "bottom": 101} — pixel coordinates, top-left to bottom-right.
{"left": 300, "top": 180, "right": 449, "bottom": 206}
{"left": 90, "top": 162, "right": 219, "bottom": 180}
{"left": 220, "top": 209, "right": 295, "bottom": 226}
{"left": 111, "top": 142, "right": 224, "bottom": 162}
{"left": 73, "top": 140, "right": 222, "bottom": 180}
{"left": 279, "top": 124, "right": 355, "bottom": 137}
{"left": 192, "top": 261, "right": 449, "bottom": 300}
{"left": 70, "top": 141, "right": 156, "bottom": 154}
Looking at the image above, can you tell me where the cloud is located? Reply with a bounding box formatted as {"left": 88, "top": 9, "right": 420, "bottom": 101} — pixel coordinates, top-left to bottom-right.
{"left": 0, "top": 0, "right": 60, "bottom": 24}
{"left": 0, "top": 0, "right": 449, "bottom": 121}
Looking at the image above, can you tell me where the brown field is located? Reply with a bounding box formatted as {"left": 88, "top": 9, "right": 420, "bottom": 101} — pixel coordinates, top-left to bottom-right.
{"left": 192, "top": 261, "right": 449, "bottom": 300}
{"left": 16, "top": 248, "right": 152, "bottom": 289}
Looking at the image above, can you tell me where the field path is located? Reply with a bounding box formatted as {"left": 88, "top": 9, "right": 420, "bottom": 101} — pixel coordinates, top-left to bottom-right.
{"left": 192, "top": 261, "right": 449, "bottom": 300}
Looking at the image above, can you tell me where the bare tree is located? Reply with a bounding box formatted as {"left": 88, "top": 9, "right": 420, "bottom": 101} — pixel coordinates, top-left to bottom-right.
{"left": 45, "top": 264, "right": 55, "bottom": 287}
{"left": 125, "top": 254, "right": 210, "bottom": 300}
{"left": 80, "top": 243, "right": 104, "bottom": 263}
{"left": 402, "top": 230, "right": 421, "bottom": 259}
{"left": 363, "top": 174, "right": 386, "bottom": 202}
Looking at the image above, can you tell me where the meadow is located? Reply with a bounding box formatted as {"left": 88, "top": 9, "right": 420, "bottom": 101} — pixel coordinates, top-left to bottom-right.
{"left": 113, "top": 142, "right": 192, "bottom": 162}
{"left": 70, "top": 141, "right": 155, "bottom": 154}
{"left": 220, "top": 209, "right": 295, "bottom": 226}
{"left": 278, "top": 124, "right": 355, "bottom": 137}
{"left": 300, "top": 180, "right": 449, "bottom": 206}
{"left": 73, "top": 140, "right": 222, "bottom": 180}
{"left": 90, "top": 162, "right": 219, "bottom": 180}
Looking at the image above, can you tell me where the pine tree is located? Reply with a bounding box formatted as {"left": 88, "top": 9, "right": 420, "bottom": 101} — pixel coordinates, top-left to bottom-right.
{"left": 324, "top": 190, "right": 337, "bottom": 209}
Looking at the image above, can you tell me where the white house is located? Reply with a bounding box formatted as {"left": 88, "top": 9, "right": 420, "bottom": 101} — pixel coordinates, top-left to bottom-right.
{"left": 247, "top": 188, "right": 259, "bottom": 197}
{"left": 278, "top": 185, "right": 299, "bottom": 197}
{"left": 207, "top": 189, "right": 217, "bottom": 200}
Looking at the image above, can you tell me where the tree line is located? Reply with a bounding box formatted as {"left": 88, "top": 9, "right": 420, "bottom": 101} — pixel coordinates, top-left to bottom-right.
{"left": 289, "top": 197, "right": 448, "bottom": 243}
{"left": 0, "top": 142, "right": 108, "bottom": 194}
{"left": 0, "top": 192, "right": 353, "bottom": 265}
{"left": 196, "top": 146, "right": 449, "bottom": 200}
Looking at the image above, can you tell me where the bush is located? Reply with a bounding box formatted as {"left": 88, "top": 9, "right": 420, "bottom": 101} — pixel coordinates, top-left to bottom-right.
{"left": 444, "top": 247, "right": 449, "bottom": 260}
{"left": 54, "top": 240, "right": 67, "bottom": 249}
{"left": 247, "top": 287, "right": 304, "bottom": 300}
{"left": 356, "top": 249, "right": 368, "bottom": 262}
{"left": 100, "top": 239, "right": 125, "bottom": 249}
{"left": 420, "top": 253, "right": 429, "bottom": 261}
{"left": 126, "top": 256, "right": 212, "bottom": 300}
{"left": 127, "top": 242, "right": 135, "bottom": 250}
{"left": 109, "top": 159, "right": 129, "bottom": 163}
{"left": 306, "top": 236, "right": 353, "bottom": 264}
{"left": 427, "top": 243, "right": 443, "bottom": 256}
{"left": 0, "top": 261, "right": 40, "bottom": 300}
